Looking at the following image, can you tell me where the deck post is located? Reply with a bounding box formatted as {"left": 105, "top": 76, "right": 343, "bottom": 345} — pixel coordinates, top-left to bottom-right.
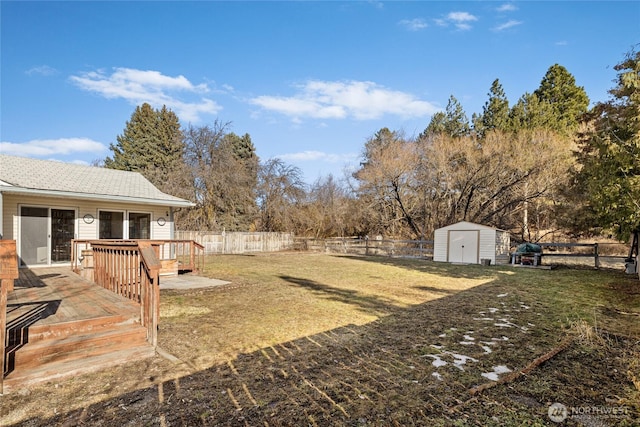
{"left": 594, "top": 243, "right": 600, "bottom": 269}
{"left": 0, "top": 240, "right": 19, "bottom": 395}
{"left": 190, "top": 240, "right": 196, "bottom": 272}
{"left": 138, "top": 242, "right": 161, "bottom": 347}
{"left": 1, "top": 279, "right": 8, "bottom": 394}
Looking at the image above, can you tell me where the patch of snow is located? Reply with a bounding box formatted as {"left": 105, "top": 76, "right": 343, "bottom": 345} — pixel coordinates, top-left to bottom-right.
{"left": 430, "top": 344, "right": 443, "bottom": 350}
{"left": 480, "top": 345, "right": 493, "bottom": 354}
{"left": 459, "top": 341, "right": 475, "bottom": 345}
{"left": 428, "top": 355, "right": 447, "bottom": 368}
{"left": 497, "top": 293, "right": 508, "bottom": 298}
{"left": 494, "top": 322, "right": 514, "bottom": 328}
{"left": 492, "top": 336, "right": 509, "bottom": 341}
{"left": 473, "top": 317, "right": 495, "bottom": 321}
{"left": 496, "top": 318, "right": 529, "bottom": 330}
{"left": 445, "top": 351, "right": 478, "bottom": 371}
{"left": 488, "top": 307, "right": 499, "bottom": 313}
{"left": 481, "top": 365, "right": 512, "bottom": 381}
{"left": 438, "top": 333, "right": 447, "bottom": 338}
{"left": 432, "top": 372, "right": 443, "bottom": 381}
{"left": 463, "top": 334, "right": 475, "bottom": 341}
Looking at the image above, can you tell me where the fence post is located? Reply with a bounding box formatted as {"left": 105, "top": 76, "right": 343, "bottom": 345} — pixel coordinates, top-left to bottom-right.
{"left": 594, "top": 243, "right": 600, "bottom": 269}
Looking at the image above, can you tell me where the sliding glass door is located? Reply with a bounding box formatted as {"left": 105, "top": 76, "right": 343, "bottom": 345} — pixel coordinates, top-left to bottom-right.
{"left": 19, "top": 206, "right": 76, "bottom": 266}
{"left": 51, "top": 209, "right": 75, "bottom": 262}
{"left": 20, "top": 207, "right": 49, "bottom": 266}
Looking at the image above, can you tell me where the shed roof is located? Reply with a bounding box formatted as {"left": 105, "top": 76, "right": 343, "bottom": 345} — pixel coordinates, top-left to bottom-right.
{"left": 435, "top": 221, "right": 505, "bottom": 232}
{"left": 0, "top": 154, "right": 193, "bottom": 207}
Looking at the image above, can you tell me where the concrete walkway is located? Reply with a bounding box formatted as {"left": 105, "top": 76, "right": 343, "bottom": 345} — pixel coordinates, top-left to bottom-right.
{"left": 160, "top": 274, "right": 230, "bottom": 290}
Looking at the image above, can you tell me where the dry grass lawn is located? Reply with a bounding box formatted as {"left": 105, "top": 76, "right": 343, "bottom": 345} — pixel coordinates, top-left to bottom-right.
{"left": 2, "top": 253, "right": 639, "bottom": 426}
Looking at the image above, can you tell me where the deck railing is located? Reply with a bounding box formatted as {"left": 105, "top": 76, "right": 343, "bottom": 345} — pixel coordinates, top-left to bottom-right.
{"left": 0, "top": 240, "right": 19, "bottom": 394}
{"left": 72, "top": 239, "right": 204, "bottom": 275}
{"left": 89, "top": 241, "right": 160, "bottom": 346}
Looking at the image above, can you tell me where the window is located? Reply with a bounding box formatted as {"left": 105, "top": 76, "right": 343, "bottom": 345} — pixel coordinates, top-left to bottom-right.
{"left": 129, "top": 212, "right": 150, "bottom": 239}
{"left": 99, "top": 211, "right": 124, "bottom": 239}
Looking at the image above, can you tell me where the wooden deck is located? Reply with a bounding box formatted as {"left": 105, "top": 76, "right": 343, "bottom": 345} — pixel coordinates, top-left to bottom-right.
{"left": 3, "top": 267, "right": 155, "bottom": 392}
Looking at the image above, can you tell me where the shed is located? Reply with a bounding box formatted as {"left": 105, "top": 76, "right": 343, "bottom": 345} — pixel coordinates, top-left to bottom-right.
{"left": 433, "top": 221, "right": 510, "bottom": 265}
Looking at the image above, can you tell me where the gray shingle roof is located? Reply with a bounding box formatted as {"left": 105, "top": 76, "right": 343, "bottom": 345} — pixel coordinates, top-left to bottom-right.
{"left": 0, "top": 155, "right": 193, "bottom": 206}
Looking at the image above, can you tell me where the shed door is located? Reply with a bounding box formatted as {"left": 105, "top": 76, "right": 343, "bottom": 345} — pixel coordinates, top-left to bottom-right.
{"left": 448, "top": 230, "right": 479, "bottom": 263}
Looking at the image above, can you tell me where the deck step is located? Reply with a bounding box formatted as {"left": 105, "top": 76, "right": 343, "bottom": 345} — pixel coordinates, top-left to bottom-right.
{"left": 7, "top": 313, "right": 140, "bottom": 346}
{"left": 3, "top": 344, "right": 156, "bottom": 393}
{"left": 7, "top": 325, "right": 148, "bottom": 370}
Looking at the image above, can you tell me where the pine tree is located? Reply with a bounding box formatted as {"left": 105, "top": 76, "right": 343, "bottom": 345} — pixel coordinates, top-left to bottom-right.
{"left": 420, "top": 96, "right": 470, "bottom": 139}
{"left": 474, "top": 79, "right": 510, "bottom": 137}
{"left": 534, "top": 64, "right": 589, "bottom": 133}
{"left": 569, "top": 50, "right": 640, "bottom": 239}
{"left": 508, "top": 92, "right": 555, "bottom": 131}
{"left": 104, "top": 103, "right": 184, "bottom": 190}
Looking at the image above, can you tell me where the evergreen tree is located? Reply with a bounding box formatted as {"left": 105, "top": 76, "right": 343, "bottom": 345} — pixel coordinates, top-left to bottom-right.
{"left": 474, "top": 79, "right": 510, "bottom": 137}
{"left": 508, "top": 92, "right": 555, "bottom": 131}
{"left": 569, "top": 50, "right": 640, "bottom": 240}
{"left": 104, "top": 103, "right": 184, "bottom": 190}
{"left": 181, "top": 124, "right": 259, "bottom": 231}
{"left": 534, "top": 64, "right": 589, "bottom": 133}
{"left": 419, "top": 111, "right": 446, "bottom": 138}
{"left": 443, "top": 95, "right": 471, "bottom": 137}
{"left": 420, "top": 96, "right": 470, "bottom": 139}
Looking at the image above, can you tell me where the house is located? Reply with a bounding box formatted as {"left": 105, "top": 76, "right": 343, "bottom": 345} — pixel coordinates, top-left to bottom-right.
{"left": 433, "top": 221, "right": 511, "bottom": 265}
{"left": 0, "top": 154, "right": 194, "bottom": 267}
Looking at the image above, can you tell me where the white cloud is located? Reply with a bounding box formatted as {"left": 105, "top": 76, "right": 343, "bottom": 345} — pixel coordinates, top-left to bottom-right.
{"left": 447, "top": 11, "right": 478, "bottom": 30}
{"left": 399, "top": 18, "right": 428, "bottom": 31}
{"left": 69, "top": 67, "right": 221, "bottom": 122}
{"left": 493, "top": 20, "right": 523, "bottom": 31}
{"left": 250, "top": 80, "right": 438, "bottom": 121}
{"left": 496, "top": 3, "right": 517, "bottom": 12}
{"left": 25, "top": 65, "right": 58, "bottom": 76}
{"left": 555, "top": 40, "right": 568, "bottom": 46}
{"left": 0, "top": 138, "right": 106, "bottom": 157}
{"left": 435, "top": 11, "right": 478, "bottom": 31}
{"left": 277, "top": 150, "right": 357, "bottom": 163}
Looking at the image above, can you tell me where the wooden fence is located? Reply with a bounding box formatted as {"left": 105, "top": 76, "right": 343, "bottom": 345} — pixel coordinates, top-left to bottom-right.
{"left": 297, "top": 237, "right": 630, "bottom": 270}
{"left": 528, "top": 242, "right": 628, "bottom": 269}
{"left": 175, "top": 231, "right": 295, "bottom": 254}
{"left": 296, "top": 237, "right": 435, "bottom": 258}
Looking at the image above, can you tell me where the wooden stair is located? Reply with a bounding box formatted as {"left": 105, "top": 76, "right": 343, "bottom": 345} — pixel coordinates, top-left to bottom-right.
{"left": 3, "top": 313, "right": 155, "bottom": 392}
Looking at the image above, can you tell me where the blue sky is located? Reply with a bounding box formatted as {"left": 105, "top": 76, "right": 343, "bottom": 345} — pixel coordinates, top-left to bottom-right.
{"left": 1, "top": 1, "right": 638, "bottom": 183}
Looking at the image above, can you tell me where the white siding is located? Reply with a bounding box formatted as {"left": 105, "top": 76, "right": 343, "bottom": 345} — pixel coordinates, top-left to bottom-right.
{"left": 479, "top": 230, "right": 496, "bottom": 265}
{"left": 3, "top": 194, "right": 23, "bottom": 240}
{"left": 1, "top": 193, "right": 175, "bottom": 264}
{"left": 433, "top": 228, "right": 448, "bottom": 262}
